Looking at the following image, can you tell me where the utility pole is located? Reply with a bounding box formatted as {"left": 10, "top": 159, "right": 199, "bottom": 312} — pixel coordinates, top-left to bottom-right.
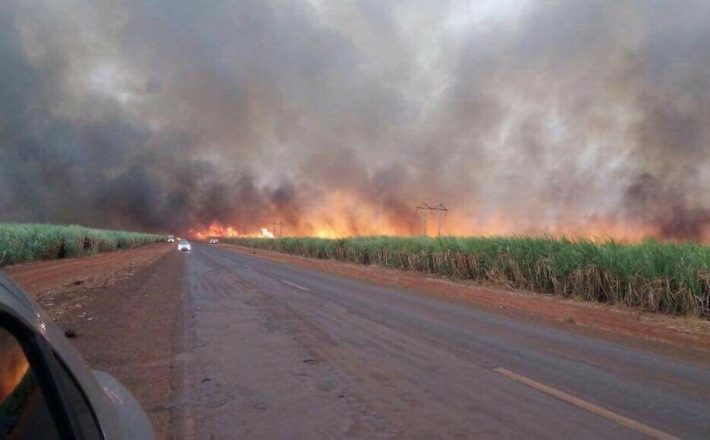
{"left": 416, "top": 203, "right": 448, "bottom": 236}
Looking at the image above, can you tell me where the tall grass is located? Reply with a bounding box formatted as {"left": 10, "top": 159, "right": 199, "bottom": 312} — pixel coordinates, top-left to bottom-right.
{"left": 0, "top": 223, "right": 165, "bottom": 266}
{"left": 226, "top": 236, "right": 710, "bottom": 317}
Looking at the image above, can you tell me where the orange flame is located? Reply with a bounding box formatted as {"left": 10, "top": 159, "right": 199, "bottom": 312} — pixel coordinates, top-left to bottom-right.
{"left": 190, "top": 222, "right": 240, "bottom": 240}
{"left": 190, "top": 222, "right": 277, "bottom": 240}
{"left": 187, "top": 218, "right": 704, "bottom": 242}
{"left": 184, "top": 192, "right": 708, "bottom": 243}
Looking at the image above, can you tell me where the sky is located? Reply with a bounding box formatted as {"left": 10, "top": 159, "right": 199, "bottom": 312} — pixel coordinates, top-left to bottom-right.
{"left": 0, "top": 0, "right": 708, "bottom": 240}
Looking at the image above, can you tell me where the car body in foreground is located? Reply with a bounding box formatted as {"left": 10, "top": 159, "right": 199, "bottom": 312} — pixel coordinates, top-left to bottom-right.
{"left": 177, "top": 240, "right": 191, "bottom": 251}
{"left": 0, "top": 271, "right": 154, "bottom": 439}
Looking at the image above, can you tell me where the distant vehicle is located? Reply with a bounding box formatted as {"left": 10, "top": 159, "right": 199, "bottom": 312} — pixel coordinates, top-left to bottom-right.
{"left": 209, "top": 238, "right": 219, "bottom": 244}
{"left": 0, "top": 272, "right": 154, "bottom": 439}
{"left": 167, "top": 235, "right": 175, "bottom": 243}
{"left": 177, "top": 240, "right": 191, "bottom": 251}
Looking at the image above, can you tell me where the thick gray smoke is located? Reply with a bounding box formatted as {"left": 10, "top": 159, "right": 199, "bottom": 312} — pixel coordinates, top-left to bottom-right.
{"left": 1, "top": 0, "right": 708, "bottom": 240}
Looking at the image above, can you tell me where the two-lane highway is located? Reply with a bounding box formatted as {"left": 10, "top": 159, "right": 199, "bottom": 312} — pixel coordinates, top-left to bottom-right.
{"left": 172, "top": 244, "right": 710, "bottom": 439}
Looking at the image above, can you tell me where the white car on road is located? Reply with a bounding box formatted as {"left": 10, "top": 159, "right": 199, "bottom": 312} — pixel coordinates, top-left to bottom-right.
{"left": 178, "top": 240, "right": 192, "bottom": 251}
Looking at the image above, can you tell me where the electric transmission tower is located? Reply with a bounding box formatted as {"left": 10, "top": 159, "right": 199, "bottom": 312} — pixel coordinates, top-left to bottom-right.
{"left": 273, "top": 219, "right": 284, "bottom": 238}
{"left": 416, "top": 203, "right": 448, "bottom": 236}
{"left": 416, "top": 203, "right": 431, "bottom": 236}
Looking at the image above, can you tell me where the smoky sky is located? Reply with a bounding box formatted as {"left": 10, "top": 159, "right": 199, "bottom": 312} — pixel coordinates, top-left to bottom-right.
{"left": 0, "top": 0, "right": 709, "bottom": 240}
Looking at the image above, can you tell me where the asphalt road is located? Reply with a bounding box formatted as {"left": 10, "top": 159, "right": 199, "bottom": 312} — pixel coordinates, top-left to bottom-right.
{"left": 173, "top": 244, "right": 710, "bottom": 439}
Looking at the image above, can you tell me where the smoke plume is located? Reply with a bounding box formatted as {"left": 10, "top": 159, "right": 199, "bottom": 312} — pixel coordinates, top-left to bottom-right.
{"left": 1, "top": 0, "right": 708, "bottom": 240}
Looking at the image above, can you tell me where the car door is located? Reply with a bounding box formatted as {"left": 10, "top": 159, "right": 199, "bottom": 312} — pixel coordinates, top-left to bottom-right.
{"left": 0, "top": 310, "right": 103, "bottom": 439}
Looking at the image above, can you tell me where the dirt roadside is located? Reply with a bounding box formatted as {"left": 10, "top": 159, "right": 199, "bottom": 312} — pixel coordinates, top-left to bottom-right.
{"left": 4, "top": 243, "right": 173, "bottom": 296}
{"left": 3, "top": 244, "right": 183, "bottom": 440}
{"left": 221, "top": 244, "right": 710, "bottom": 355}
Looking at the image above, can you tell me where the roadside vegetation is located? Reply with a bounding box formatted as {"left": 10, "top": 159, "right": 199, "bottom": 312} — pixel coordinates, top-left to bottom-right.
{"left": 0, "top": 223, "right": 165, "bottom": 266}
{"left": 226, "top": 236, "right": 710, "bottom": 318}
